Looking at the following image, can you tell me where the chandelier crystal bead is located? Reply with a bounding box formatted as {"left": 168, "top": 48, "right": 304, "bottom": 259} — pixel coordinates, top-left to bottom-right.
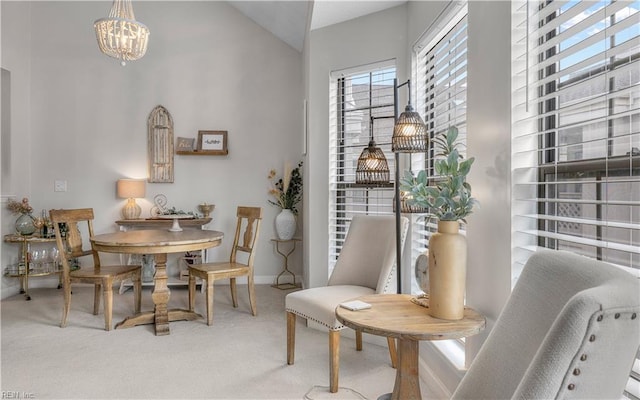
{"left": 94, "top": 0, "right": 149, "bottom": 66}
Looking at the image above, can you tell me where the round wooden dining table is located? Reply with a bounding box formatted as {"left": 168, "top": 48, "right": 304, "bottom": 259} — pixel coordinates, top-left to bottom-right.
{"left": 91, "top": 229, "right": 224, "bottom": 335}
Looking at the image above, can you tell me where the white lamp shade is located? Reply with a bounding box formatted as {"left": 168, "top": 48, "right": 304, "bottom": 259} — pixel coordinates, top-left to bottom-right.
{"left": 117, "top": 179, "right": 145, "bottom": 220}
{"left": 117, "top": 179, "right": 146, "bottom": 199}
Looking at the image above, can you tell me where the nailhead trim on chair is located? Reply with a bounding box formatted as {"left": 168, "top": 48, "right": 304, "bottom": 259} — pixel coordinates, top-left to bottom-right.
{"left": 562, "top": 309, "right": 637, "bottom": 396}
{"left": 285, "top": 308, "right": 345, "bottom": 331}
{"left": 564, "top": 311, "right": 603, "bottom": 393}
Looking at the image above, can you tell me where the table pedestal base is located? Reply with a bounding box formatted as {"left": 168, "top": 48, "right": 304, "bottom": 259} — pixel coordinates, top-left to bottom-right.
{"left": 391, "top": 339, "right": 420, "bottom": 400}
{"left": 115, "top": 309, "right": 203, "bottom": 335}
{"left": 375, "top": 339, "right": 421, "bottom": 400}
{"left": 114, "top": 253, "right": 203, "bottom": 335}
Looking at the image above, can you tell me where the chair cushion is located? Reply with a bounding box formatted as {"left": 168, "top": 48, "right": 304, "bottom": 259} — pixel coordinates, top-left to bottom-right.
{"left": 286, "top": 285, "right": 375, "bottom": 330}
{"left": 190, "top": 262, "right": 247, "bottom": 274}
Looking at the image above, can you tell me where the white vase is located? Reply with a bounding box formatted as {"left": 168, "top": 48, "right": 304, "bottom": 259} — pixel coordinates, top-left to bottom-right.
{"left": 275, "top": 209, "right": 296, "bottom": 240}
{"left": 428, "top": 220, "right": 467, "bottom": 320}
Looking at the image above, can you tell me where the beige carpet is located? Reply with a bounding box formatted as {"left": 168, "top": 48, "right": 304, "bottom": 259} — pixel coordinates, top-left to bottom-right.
{"left": 1, "top": 284, "right": 437, "bottom": 399}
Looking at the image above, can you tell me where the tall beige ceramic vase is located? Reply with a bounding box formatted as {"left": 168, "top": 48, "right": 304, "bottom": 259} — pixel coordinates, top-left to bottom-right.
{"left": 428, "top": 220, "right": 466, "bottom": 320}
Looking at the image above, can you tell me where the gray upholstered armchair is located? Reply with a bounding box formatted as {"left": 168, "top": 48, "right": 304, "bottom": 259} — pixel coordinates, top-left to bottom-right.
{"left": 285, "top": 214, "right": 409, "bottom": 393}
{"left": 453, "top": 249, "right": 639, "bottom": 399}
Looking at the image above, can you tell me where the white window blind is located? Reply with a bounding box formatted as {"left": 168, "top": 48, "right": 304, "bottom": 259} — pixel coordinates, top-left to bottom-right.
{"left": 413, "top": 5, "right": 468, "bottom": 294}
{"left": 512, "top": 1, "right": 639, "bottom": 397}
{"left": 329, "top": 62, "right": 396, "bottom": 274}
{"left": 512, "top": 0, "right": 639, "bottom": 273}
{"left": 411, "top": 2, "right": 469, "bottom": 361}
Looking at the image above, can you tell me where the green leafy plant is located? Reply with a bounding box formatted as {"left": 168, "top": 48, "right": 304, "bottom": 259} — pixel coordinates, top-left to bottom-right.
{"left": 268, "top": 161, "right": 303, "bottom": 215}
{"left": 400, "top": 126, "right": 478, "bottom": 222}
{"left": 160, "top": 207, "right": 195, "bottom": 216}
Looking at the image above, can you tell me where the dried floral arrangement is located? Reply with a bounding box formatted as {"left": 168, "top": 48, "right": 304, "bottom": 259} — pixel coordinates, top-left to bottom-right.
{"left": 6, "top": 198, "right": 34, "bottom": 215}
{"left": 268, "top": 161, "right": 303, "bottom": 215}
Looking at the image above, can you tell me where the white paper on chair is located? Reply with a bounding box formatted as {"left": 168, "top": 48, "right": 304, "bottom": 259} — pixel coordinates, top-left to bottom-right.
{"left": 339, "top": 300, "right": 371, "bottom": 311}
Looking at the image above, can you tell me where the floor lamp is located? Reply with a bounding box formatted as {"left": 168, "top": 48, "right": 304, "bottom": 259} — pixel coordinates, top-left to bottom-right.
{"left": 392, "top": 79, "right": 429, "bottom": 294}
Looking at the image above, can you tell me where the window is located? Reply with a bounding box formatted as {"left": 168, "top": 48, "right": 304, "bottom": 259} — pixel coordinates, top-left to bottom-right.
{"left": 414, "top": 3, "right": 469, "bottom": 294}
{"left": 512, "top": 0, "right": 639, "bottom": 274}
{"left": 328, "top": 62, "right": 396, "bottom": 274}
{"left": 512, "top": 1, "right": 639, "bottom": 397}
{"left": 413, "top": 1, "right": 468, "bottom": 368}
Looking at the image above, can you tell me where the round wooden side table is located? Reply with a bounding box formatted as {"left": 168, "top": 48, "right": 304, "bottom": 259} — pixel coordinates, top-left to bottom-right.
{"left": 336, "top": 294, "right": 485, "bottom": 400}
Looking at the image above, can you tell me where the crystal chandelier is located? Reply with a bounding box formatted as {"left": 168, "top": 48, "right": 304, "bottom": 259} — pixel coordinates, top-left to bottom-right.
{"left": 94, "top": 0, "right": 149, "bottom": 66}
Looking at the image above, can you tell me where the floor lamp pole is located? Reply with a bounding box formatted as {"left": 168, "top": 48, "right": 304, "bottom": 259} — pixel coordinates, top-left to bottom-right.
{"left": 394, "top": 152, "right": 402, "bottom": 294}
{"left": 392, "top": 77, "right": 428, "bottom": 294}
{"left": 393, "top": 78, "right": 402, "bottom": 294}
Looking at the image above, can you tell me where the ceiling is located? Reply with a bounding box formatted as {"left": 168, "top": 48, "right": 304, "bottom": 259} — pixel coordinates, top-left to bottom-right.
{"left": 227, "top": 1, "right": 407, "bottom": 52}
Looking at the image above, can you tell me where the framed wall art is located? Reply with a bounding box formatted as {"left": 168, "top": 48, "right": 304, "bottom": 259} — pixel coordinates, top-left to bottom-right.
{"left": 176, "top": 137, "right": 195, "bottom": 152}
{"left": 197, "top": 130, "right": 228, "bottom": 155}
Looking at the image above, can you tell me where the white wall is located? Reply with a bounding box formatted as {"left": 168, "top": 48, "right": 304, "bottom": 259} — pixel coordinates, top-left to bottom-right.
{"left": 1, "top": 1, "right": 34, "bottom": 296}
{"left": 1, "top": 1, "right": 304, "bottom": 298}
{"left": 464, "top": 0, "right": 512, "bottom": 366}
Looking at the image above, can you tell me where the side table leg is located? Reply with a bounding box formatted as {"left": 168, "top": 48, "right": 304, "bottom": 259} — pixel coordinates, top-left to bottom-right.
{"left": 391, "top": 339, "right": 421, "bottom": 400}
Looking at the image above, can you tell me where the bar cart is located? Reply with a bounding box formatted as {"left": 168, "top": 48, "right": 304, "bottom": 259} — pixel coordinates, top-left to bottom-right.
{"left": 3, "top": 234, "right": 61, "bottom": 300}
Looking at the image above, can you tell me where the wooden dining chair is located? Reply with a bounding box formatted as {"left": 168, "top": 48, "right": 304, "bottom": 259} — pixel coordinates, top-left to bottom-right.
{"left": 188, "top": 206, "right": 263, "bottom": 325}
{"left": 50, "top": 208, "right": 142, "bottom": 331}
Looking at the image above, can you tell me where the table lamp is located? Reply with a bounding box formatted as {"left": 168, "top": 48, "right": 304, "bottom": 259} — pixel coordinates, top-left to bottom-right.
{"left": 116, "top": 179, "right": 146, "bottom": 220}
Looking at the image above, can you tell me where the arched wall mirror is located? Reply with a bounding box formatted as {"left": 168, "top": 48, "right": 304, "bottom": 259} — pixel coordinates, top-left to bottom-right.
{"left": 147, "top": 105, "right": 174, "bottom": 183}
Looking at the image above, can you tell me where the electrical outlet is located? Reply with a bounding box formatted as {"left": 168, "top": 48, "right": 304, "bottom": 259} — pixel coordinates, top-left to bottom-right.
{"left": 54, "top": 180, "right": 67, "bottom": 192}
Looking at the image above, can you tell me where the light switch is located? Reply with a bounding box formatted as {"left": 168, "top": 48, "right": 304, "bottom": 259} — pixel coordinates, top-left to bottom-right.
{"left": 54, "top": 180, "right": 67, "bottom": 192}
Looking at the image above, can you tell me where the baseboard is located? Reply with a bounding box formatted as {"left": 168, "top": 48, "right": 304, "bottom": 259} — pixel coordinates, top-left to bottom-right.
{"left": 419, "top": 346, "right": 453, "bottom": 398}
{"left": 420, "top": 341, "right": 465, "bottom": 396}
{"left": 0, "top": 275, "right": 303, "bottom": 300}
